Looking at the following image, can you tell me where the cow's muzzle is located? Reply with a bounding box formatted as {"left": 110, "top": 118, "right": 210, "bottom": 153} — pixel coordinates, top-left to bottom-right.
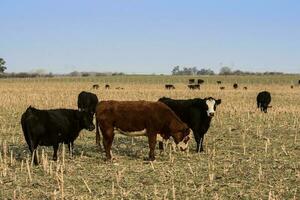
{"left": 177, "top": 135, "right": 190, "bottom": 151}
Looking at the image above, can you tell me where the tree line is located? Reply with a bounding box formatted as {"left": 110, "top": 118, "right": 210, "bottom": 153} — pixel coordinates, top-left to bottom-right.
{"left": 0, "top": 57, "right": 291, "bottom": 78}
{"left": 171, "top": 66, "right": 285, "bottom": 75}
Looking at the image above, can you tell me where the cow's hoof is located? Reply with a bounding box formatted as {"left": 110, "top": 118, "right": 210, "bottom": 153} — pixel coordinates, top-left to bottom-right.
{"left": 143, "top": 157, "right": 156, "bottom": 162}
{"left": 104, "top": 157, "right": 116, "bottom": 162}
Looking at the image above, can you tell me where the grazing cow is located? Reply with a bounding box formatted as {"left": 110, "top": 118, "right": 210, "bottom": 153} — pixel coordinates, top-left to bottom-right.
{"left": 77, "top": 91, "right": 99, "bottom": 114}
{"left": 220, "top": 86, "right": 225, "bottom": 90}
{"left": 188, "top": 84, "right": 200, "bottom": 90}
{"left": 257, "top": 91, "right": 272, "bottom": 113}
{"left": 21, "top": 106, "right": 95, "bottom": 165}
{"left": 243, "top": 87, "right": 248, "bottom": 90}
{"left": 165, "top": 84, "right": 175, "bottom": 90}
{"left": 115, "top": 87, "right": 124, "bottom": 90}
{"left": 159, "top": 97, "right": 221, "bottom": 152}
{"left": 217, "top": 81, "right": 222, "bottom": 84}
{"left": 189, "top": 79, "right": 195, "bottom": 84}
{"left": 233, "top": 83, "right": 238, "bottom": 89}
{"left": 95, "top": 101, "right": 190, "bottom": 161}
{"left": 105, "top": 84, "right": 110, "bottom": 89}
{"left": 291, "top": 85, "right": 294, "bottom": 89}
{"left": 92, "top": 84, "right": 99, "bottom": 89}
{"left": 197, "top": 79, "right": 204, "bottom": 84}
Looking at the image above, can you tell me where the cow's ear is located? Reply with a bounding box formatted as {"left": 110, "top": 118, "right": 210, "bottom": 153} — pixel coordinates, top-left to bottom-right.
{"left": 216, "top": 99, "right": 222, "bottom": 105}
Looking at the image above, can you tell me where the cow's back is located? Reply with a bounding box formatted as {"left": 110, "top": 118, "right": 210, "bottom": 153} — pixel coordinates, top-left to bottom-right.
{"left": 159, "top": 98, "right": 198, "bottom": 125}
{"left": 96, "top": 101, "right": 182, "bottom": 132}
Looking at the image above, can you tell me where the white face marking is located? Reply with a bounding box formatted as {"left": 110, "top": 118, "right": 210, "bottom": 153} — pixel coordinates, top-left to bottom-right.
{"left": 176, "top": 131, "right": 190, "bottom": 151}
{"left": 177, "top": 140, "right": 189, "bottom": 151}
{"left": 206, "top": 99, "right": 216, "bottom": 116}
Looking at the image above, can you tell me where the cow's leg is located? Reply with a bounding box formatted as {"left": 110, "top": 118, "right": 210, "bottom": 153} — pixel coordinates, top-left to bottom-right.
{"left": 199, "top": 135, "right": 204, "bottom": 152}
{"left": 158, "top": 142, "right": 164, "bottom": 151}
{"left": 147, "top": 133, "right": 157, "bottom": 161}
{"left": 193, "top": 128, "right": 202, "bottom": 152}
{"left": 68, "top": 142, "right": 74, "bottom": 157}
{"left": 102, "top": 127, "right": 114, "bottom": 160}
{"left": 29, "top": 142, "right": 39, "bottom": 165}
{"left": 157, "top": 134, "right": 164, "bottom": 151}
{"left": 53, "top": 144, "right": 59, "bottom": 161}
{"left": 96, "top": 119, "right": 101, "bottom": 148}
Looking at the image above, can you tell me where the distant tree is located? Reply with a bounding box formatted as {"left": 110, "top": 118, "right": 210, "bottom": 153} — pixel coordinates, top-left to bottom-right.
{"left": 197, "top": 68, "right": 215, "bottom": 75}
{"left": 0, "top": 58, "right": 7, "bottom": 73}
{"left": 69, "top": 71, "right": 81, "bottom": 77}
{"left": 172, "top": 66, "right": 180, "bottom": 75}
{"left": 219, "top": 66, "right": 232, "bottom": 75}
{"left": 191, "top": 67, "right": 198, "bottom": 75}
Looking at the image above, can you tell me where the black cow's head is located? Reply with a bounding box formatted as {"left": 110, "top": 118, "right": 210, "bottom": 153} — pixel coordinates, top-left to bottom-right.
{"left": 204, "top": 97, "right": 222, "bottom": 117}
{"left": 77, "top": 111, "right": 95, "bottom": 131}
{"left": 261, "top": 104, "right": 272, "bottom": 113}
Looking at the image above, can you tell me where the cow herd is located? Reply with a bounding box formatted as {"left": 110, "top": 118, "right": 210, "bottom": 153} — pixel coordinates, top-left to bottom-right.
{"left": 21, "top": 82, "right": 275, "bottom": 165}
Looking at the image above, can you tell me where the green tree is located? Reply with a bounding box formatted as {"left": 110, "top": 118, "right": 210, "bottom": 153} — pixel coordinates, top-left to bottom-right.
{"left": 219, "top": 66, "right": 232, "bottom": 75}
{"left": 0, "top": 58, "right": 7, "bottom": 73}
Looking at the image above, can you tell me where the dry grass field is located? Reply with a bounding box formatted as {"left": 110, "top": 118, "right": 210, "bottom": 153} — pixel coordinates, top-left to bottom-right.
{"left": 0, "top": 75, "right": 299, "bottom": 199}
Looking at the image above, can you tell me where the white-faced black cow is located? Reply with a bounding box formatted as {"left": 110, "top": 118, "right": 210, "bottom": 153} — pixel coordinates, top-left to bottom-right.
{"left": 159, "top": 97, "right": 221, "bottom": 152}
{"left": 21, "top": 106, "right": 95, "bottom": 165}
{"left": 257, "top": 91, "right": 272, "bottom": 113}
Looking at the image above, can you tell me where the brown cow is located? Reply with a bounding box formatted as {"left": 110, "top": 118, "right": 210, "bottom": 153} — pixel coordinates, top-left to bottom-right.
{"left": 95, "top": 101, "right": 190, "bottom": 161}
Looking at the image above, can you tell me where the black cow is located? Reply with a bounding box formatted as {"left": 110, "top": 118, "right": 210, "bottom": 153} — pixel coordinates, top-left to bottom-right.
{"left": 197, "top": 79, "right": 204, "bottom": 84}
{"left": 189, "top": 79, "right": 195, "bottom": 84}
{"left": 298, "top": 80, "right": 300, "bottom": 84}
{"left": 159, "top": 97, "right": 221, "bottom": 152}
{"left": 188, "top": 84, "right": 200, "bottom": 90}
{"left": 105, "top": 84, "right": 110, "bottom": 89}
{"left": 220, "top": 86, "right": 225, "bottom": 90}
{"left": 77, "top": 91, "right": 99, "bottom": 114}
{"left": 257, "top": 91, "right": 272, "bottom": 113}
{"left": 217, "top": 81, "right": 222, "bottom": 84}
{"left": 21, "top": 106, "right": 95, "bottom": 165}
{"left": 233, "top": 83, "right": 238, "bottom": 89}
{"left": 291, "top": 85, "right": 294, "bottom": 89}
{"left": 165, "top": 84, "right": 175, "bottom": 90}
{"left": 243, "top": 87, "right": 248, "bottom": 90}
{"left": 92, "top": 84, "right": 99, "bottom": 89}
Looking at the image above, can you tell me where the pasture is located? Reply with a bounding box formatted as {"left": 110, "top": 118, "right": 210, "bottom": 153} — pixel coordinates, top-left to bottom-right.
{"left": 0, "top": 75, "right": 299, "bottom": 199}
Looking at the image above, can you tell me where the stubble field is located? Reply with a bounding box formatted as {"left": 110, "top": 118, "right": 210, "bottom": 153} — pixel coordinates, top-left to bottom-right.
{"left": 0, "top": 75, "right": 299, "bottom": 199}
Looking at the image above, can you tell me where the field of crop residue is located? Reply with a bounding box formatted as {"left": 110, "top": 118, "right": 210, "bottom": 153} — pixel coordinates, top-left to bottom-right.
{"left": 0, "top": 75, "right": 299, "bottom": 199}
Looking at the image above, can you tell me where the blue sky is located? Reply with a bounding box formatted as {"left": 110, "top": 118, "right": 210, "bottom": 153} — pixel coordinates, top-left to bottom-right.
{"left": 1, "top": 0, "right": 299, "bottom": 74}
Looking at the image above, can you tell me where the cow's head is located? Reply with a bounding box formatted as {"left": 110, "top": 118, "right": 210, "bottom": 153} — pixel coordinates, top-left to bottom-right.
{"left": 204, "top": 97, "right": 221, "bottom": 117}
{"left": 77, "top": 111, "right": 95, "bottom": 131}
{"left": 172, "top": 125, "right": 191, "bottom": 151}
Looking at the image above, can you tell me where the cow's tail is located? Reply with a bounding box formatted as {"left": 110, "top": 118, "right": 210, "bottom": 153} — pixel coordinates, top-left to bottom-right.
{"left": 21, "top": 106, "right": 39, "bottom": 164}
